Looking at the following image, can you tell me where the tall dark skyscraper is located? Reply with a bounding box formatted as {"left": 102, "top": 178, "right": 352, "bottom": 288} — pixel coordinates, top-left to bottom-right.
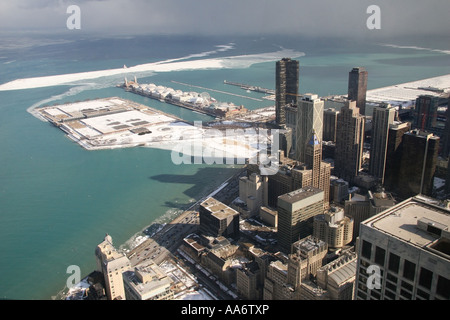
{"left": 384, "top": 122, "right": 410, "bottom": 192}
{"left": 413, "top": 95, "right": 439, "bottom": 132}
{"left": 441, "top": 96, "right": 450, "bottom": 157}
{"left": 323, "top": 108, "right": 339, "bottom": 142}
{"left": 276, "top": 58, "right": 299, "bottom": 125}
{"left": 369, "top": 104, "right": 396, "bottom": 184}
{"left": 395, "top": 130, "right": 439, "bottom": 199}
{"left": 334, "top": 100, "right": 365, "bottom": 184}
{"left": 348, "top": 67, "right": 368, "bottom": 116}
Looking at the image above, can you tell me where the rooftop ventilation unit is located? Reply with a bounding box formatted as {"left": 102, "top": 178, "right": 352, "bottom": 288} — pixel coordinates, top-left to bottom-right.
{"left": 417, "top": 217, "right": 448, "bottom": 237}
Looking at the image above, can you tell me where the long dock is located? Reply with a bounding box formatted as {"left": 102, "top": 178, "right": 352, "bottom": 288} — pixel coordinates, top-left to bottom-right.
{"left": 223, "top": 80, "right": 275, "bottom": 95}
{"left": 125, "top": 86, "right": 219, "bottom": 118}
{"left": 171, "top": 80, "right": 264, "bottom": 102}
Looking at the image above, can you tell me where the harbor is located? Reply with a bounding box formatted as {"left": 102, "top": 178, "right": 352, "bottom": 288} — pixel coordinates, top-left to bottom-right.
{"left": 120, "top": 77, "right": 250, "bottom": 119}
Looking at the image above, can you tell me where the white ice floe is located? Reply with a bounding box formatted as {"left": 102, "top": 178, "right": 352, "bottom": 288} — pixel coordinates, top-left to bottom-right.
{"left": 0, "top": 48, "right": 304, "bottom": 91}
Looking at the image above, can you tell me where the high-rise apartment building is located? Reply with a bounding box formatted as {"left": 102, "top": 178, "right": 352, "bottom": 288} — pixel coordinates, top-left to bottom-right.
{"left": 277, "top": 187, "right": 324, "bottom": 253}
{"left": 384, "top": 121, "right": 410, "bottom": 192}
{"left": 238, "top": 172, "right": 263, "bottom": 217}
{"left": 348, "top": 67, "right": 368, "bottom": 115}
{"left": 414, "top": 95, "right": 440, "bottom": 132}
{"left": 284, "top": 104, "right": 298, "bottom": 156}
{"left": 295, "top": 94, "right": 324, "bottom": 163}
{"left": 355, "top": 196, "right": 450, "bottom": 300}
{"left": 95, "top": 234, "right": 132, "bottom": 300}
{"left": 440, "top": 96, "right": 450, "bottom": 157}
{"left": 369, "top": 104, "right": 396, "bottom": 184}
{"left": 313, "top": 206, "right": 354, "bottom": 249}
{"left": 305, "top": 131, "right": 322, "bottom": 191}
{"left": 323, "top": 108, "right": 339, "bottom": 142}
{"left": 396, "top": 130, "right": 439, "bottom": 199}
{"left": 334, "top": 100, "right": 365, "bottom": 184}
{"left": 276, "top": 58, "right": 299, "bottom": 125}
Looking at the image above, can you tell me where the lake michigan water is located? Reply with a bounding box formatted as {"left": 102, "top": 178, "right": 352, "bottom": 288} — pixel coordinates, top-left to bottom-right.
{"left": 0, "top": 33, "right": 449, "bottom": 299}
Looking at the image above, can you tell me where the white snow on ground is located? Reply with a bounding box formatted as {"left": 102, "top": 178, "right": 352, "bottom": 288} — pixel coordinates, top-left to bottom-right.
{"left": 366, "top": 74, "right": 450, "bottom": 105}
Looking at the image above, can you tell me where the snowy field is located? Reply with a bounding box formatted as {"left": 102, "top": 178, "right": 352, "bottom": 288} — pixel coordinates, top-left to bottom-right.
{"left": 366, "top": 73, "right": 450, "bottom": 105}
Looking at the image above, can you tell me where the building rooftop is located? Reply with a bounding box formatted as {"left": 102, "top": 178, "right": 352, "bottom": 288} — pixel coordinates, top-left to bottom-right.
{"left": 368, "top": 190, "right": 395, "bottom": 208}
{"left": 278, "top": 187, "right": 323, "bottom": 204}
{"left": 293, "top": 236, "right": 327, "bottom": 254}
{"left": 201, "top": 197, "right": 239, "bottom": 219}
{"left": 96, "top": 234, "right": 127, "bottom": 262}
{"left": 405, "top": 129, "right": 440, "bottom": 140}
{"left": 123, "top": 260, "right": 173, "bottom": 299}
{"left": 364, "top": 196, "right": 450, "bottom": 258}
{"left": 327, "top": 259, "right": 357, "bottom": 287}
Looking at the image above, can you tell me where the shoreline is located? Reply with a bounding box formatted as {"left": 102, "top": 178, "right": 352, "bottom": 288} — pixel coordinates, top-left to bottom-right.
{"left": 58, "top": 164, "right": 245, "bottom": 300}
{"left": 123, "top": 163, "right": 244, "bottom": 253}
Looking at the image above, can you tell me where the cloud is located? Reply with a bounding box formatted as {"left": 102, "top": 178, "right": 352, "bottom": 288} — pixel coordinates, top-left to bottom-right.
{"left": 0, "top": 0, "right": 449, "bottom": 38}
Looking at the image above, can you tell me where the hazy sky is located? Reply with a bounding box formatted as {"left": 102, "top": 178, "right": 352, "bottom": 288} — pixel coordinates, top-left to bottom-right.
{"left": 0, "top": 0, "right": 449, "bottom": 38}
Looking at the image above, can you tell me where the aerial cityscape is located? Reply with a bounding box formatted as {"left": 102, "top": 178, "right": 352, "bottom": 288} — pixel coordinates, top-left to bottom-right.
{"left": 0, "top": 0, "right": 449, "bottom": 309}
{"left": 57, "top": 59, "right": 450, "bottom": 302}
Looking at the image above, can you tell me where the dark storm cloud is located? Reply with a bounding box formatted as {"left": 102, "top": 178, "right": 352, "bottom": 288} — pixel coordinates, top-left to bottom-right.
{"left": 0, "top": 0, "right": 449, "bottom": 38}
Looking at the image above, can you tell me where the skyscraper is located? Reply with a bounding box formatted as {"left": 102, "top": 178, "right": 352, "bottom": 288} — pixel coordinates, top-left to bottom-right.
{"left": 414, "top": 95, "right": 439, "bottom": 132}
{"left": 395, "top": 130, "right": 439, "bottom": 199}
{"left": 384, "top": 121, "right": 410, "bottom": 191}
{"left": 355, "top": 195, "right": 450, "bottom": 300}
{"left": 334, "top": 100, "right": 365, "bottom": 184}
{"left": 276, "top": 58, "right": 299, "bottom": 125}
{"left": 369, "top": 104, "right": 396, "bottom": 184}
{"left": 323, "top": 108, "right": 339, "bottom": 142}
{"left": 305, "top": 131, "right": 322, "bottom": 189}
{"left": 199, "top": 197, "right": 240, "bottom": 239}
{"left": 348, "top": 67, "right": 368, "bottom": 116}
{"left": 95, "top": 234, "right": 132, "bottom": 300}
{"left": 277, "top": 187, "right": 324, "bottom": 253}
{"left": 305, "top": 131, "right": 331, "bottom": 209}
{"left": 295, "top": 93, "right": 324, "bottom": 163}
{"left": 440, "top": 95, "right": 450, "bottom": 157}
{"left": 313, "top": 207, "right": 354, "bottom": 249}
